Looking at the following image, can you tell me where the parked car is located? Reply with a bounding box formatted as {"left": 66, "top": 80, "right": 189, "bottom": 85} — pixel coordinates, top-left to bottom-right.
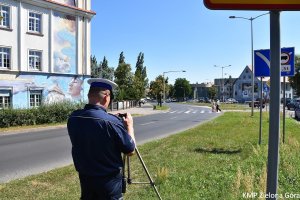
{"left": 281, "top": 97, "right": 292, "bottom": 104}
{"left": 249, "top": 98, "right": 265, "bottom": 108}
{"left": 225, "top": 98, "right": 238, "bottom": 104}
{"left": 139, "top": 98, "right": 147, "bottom": 104}
{"left": 294, "top": 102, "right": 300, "bottom": 120}
{"left": 198, "top": 97, "right": 205, "bottom": 103}
{"left": 286, "top": 98, "right": 300, "bottom": 110}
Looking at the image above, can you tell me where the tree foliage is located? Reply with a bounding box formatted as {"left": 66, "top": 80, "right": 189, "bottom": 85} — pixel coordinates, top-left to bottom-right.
{"left": 90, "top": 52, "right": 149, "bottom": 101}
{"left": 114, "top": 53, "right": 134, "bottom": 100}
{"left": 289, "top": 54, "right": 300, "bottom": 96}
{"left": 149, "top": 75, "right": 164, "bottom": 100}
{"left": 208, "top": 85, "right": 218, "bottom": 100}
{"left": 174, "top": 78, "right": 192, "bottom": 101}
{"left": 90, "top": 55, "right": 99, "bottom": 78}
{"left": 99, "top": 56, "right": 114, "bottom": 80}
{"left": 133, "top": 52, "right": 149, "bottom": 99}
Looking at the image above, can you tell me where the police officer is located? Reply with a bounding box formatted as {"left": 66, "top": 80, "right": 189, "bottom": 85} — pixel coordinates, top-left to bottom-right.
{"left": 67, "top": 78, "right": 136, "bottom": 200}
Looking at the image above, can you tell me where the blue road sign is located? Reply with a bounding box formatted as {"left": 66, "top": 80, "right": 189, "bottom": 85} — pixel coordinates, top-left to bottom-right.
{"left": 254, "top": 47, "right": 295, "bottom": 77}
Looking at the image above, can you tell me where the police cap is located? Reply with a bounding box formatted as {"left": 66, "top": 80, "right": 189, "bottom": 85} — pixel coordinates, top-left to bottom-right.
{"left": 87, "top": 78, "right": 118, "bottom": 91}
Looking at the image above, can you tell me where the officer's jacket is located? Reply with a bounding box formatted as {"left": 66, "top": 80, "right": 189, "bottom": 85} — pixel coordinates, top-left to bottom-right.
{"left": 67, "top": 104, "right": 135, "bottom": 177}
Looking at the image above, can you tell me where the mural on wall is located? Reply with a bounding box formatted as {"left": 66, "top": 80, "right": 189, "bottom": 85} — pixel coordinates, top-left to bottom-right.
{"left": 52, "top": 0, "right": 76, "bottom": 7}
{"left": 0, "top": 75, "right": 86, "bottom": 108}
{"left": 53, "top": 12, "right": 76, "bottom": 74}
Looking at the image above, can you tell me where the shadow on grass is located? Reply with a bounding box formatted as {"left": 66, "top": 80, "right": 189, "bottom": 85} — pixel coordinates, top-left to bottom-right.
{"left": 194, "top": 147, "right": 242, "bottom": 155}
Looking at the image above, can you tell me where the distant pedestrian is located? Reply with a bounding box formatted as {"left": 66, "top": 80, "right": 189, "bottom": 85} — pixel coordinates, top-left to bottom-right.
{"left": 211, "top": 100, "right": 216, "bottom": 112}
{"left": 216, "top": 99, "right": 221, "bottom": 112}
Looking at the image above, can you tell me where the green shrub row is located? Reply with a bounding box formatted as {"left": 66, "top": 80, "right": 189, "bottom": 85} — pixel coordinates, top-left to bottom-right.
{"left": 0, "top": 101, "right": 84, "bottom": 128}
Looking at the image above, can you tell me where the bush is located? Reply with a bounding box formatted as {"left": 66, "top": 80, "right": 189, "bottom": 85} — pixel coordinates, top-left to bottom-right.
{"left": 0, "top": 101, "right": 84, "bottom": 128}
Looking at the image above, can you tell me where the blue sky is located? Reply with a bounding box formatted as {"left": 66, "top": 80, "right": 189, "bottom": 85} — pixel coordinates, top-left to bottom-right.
{"left": 91, "top": 0, "right": 300, "bottom": 84}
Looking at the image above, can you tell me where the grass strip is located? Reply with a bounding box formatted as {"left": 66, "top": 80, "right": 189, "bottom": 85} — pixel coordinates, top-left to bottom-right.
{"left": 1, "top": 112, "right": 299, "bottom": 200}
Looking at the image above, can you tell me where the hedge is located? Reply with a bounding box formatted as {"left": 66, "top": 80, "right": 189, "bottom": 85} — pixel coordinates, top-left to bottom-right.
{"left": 0, "top": 101, "right": 84, "bottom": 128}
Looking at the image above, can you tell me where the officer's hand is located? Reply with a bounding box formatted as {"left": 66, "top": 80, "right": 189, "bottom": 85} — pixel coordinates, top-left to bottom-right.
{"left": 123, "top": 113, "right": 133, "bottom": 128}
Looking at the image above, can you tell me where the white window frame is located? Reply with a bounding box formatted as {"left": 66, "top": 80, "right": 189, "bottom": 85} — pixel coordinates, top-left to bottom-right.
{"left": 0, "top": 47, "right": 11, "bottom": 69}
{"left": 0, "top": 90, "right": 11, "bottom": 109}
{"left": 28, "top": 11, "right": 42, "bottom": 33}
{"left": 0, "top": 4, "right": 10, "bottom": 28}
{"left": 30, "top": 90, "right": 42, "bottom": 108}
{"left": 28, "top": 50, "right": 42, "bottom": 71}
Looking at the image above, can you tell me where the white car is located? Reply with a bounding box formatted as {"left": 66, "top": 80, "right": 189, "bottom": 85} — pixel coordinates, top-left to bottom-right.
{"left": 225, "top": 98, "right": 238, "bottom": 104}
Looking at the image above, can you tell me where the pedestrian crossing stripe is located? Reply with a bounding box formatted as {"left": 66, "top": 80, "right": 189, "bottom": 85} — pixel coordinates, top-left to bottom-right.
{"left": 163, "top": 110, "right": 214, "bottom": 114}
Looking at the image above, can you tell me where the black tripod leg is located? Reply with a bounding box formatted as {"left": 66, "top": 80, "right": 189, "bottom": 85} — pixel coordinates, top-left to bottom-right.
{"left": 135, "top": 147, "right": 163, "bottom": 200}
{"left": 127, "top": 155, "right": 132, "bottom": 184}
{"left": 122, "top": 155, "right": 127, "bottom": 193}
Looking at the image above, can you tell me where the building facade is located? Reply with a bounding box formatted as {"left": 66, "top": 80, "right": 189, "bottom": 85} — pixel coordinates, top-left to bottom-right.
{"left": 0, "top": 0, "right": 95, "bottom": 108}
{"left": 191, "top": 82, "right": 213, "bottom": 100}
{"left": 233, "top": 66, "right": 262, "bottom": 102}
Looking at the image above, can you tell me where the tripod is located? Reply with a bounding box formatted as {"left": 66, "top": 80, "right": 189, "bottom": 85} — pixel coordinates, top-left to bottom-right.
{"left": 122, "top": 147, "right": 162, "bottom": 200}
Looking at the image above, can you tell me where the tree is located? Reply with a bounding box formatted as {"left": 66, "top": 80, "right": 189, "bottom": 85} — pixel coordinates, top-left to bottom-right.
{"left": 118, "top": 51, "right": 125, "bottom": 65}
{"left": 90, "top": 55, "right": 99, "bottom": 78}
{"left": 149, "top": 75, "right": 164, "bottom": 104}
{"left": 114, "top": 52, "right": 134, "bottom": 100}
{"left": 99, "top": 56, "right": 114, "bottom": 80}
{"left": 174, "top": 78, "right": 192, "bottom": 101}
{"left": 133, "top": 52, "right": 149, "bottom": 99}
{"left": 208, "top": 85, "right": 217, "bottom": 100}
{"left": 289, "top": 54, "right": 300, "bottom": 96}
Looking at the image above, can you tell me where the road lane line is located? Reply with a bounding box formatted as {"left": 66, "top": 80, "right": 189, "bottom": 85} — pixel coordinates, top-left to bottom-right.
{"left": 139, "top": 122, "right": 156, "bottom": 126}
{"left": 184, "top": 110, "right": 191, "bottom": 113}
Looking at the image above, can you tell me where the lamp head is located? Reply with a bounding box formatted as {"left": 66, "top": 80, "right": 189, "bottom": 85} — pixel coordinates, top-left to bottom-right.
{"left": 229, "top": 16, "right": 236, "bottom": 19}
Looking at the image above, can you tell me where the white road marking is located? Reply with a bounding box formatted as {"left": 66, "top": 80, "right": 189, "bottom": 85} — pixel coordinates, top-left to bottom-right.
{"left": 170, "top": 116, "right": 177, "bottom": 119}
{"left": 139, "top": 122, "right": 156, "bottom": 126}
{"left": 184, "top": 110, "right": 191, "bottom": 114}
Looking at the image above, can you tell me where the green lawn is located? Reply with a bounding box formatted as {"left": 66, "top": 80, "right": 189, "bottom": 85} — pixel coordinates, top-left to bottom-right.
{"left": 1, "top": 112, "right": 299, "bottom": 200}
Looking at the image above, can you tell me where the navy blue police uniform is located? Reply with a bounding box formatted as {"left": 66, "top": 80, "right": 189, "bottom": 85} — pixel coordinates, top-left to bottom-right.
{"left": 67, "top": 79, "right": 135, "bottom": 200}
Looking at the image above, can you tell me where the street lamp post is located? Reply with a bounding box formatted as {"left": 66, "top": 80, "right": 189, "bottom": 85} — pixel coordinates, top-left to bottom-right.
{"left": 229, "top": 12, "right": 269, "bottom": 117}
{"left": 163, "top": 70, "right": 186, "bottom": 103}
{"left": 214, "top": 65, "right": 231, "bottom": 102}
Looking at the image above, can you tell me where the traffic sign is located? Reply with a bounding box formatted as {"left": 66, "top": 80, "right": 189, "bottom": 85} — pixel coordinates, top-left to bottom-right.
{"left": 254, "top": 47, "right": 295, "bottom": 77}
{"left": 203, "top": 0, "right": 300, "bottom": 10}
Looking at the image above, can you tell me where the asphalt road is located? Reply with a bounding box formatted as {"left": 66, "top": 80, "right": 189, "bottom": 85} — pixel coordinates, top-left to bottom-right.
{"left": 0, "top": 103, "right": 219, "bottom": 183}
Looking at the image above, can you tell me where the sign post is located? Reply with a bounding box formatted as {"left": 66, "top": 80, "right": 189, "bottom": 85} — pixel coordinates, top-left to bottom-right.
{"left": 267, "top": 11, "right": 281, "bottom": 199}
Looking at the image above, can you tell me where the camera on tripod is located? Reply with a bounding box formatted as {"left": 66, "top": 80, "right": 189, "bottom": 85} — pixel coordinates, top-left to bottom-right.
{"left": 118, "top": 113, "right": 127, "bottom": 118}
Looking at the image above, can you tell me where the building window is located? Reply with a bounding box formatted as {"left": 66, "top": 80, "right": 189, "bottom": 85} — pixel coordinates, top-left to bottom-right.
{"left": 0, "top": 5, "right": 10, "bottom": 28}
{"left": 28, "top": 12, "right": 41, "bottom": 33}
{"left": 0, "top": 47, "right": 11, "bottom": 69}
{"left": 29, "top": 50, "right": 41, "bottom": 70}
{"left": 30, "top": 90, "right": 42, "bottom": 107}
{"left": 0, "top": 90, "right": 11, "bottom": 109}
